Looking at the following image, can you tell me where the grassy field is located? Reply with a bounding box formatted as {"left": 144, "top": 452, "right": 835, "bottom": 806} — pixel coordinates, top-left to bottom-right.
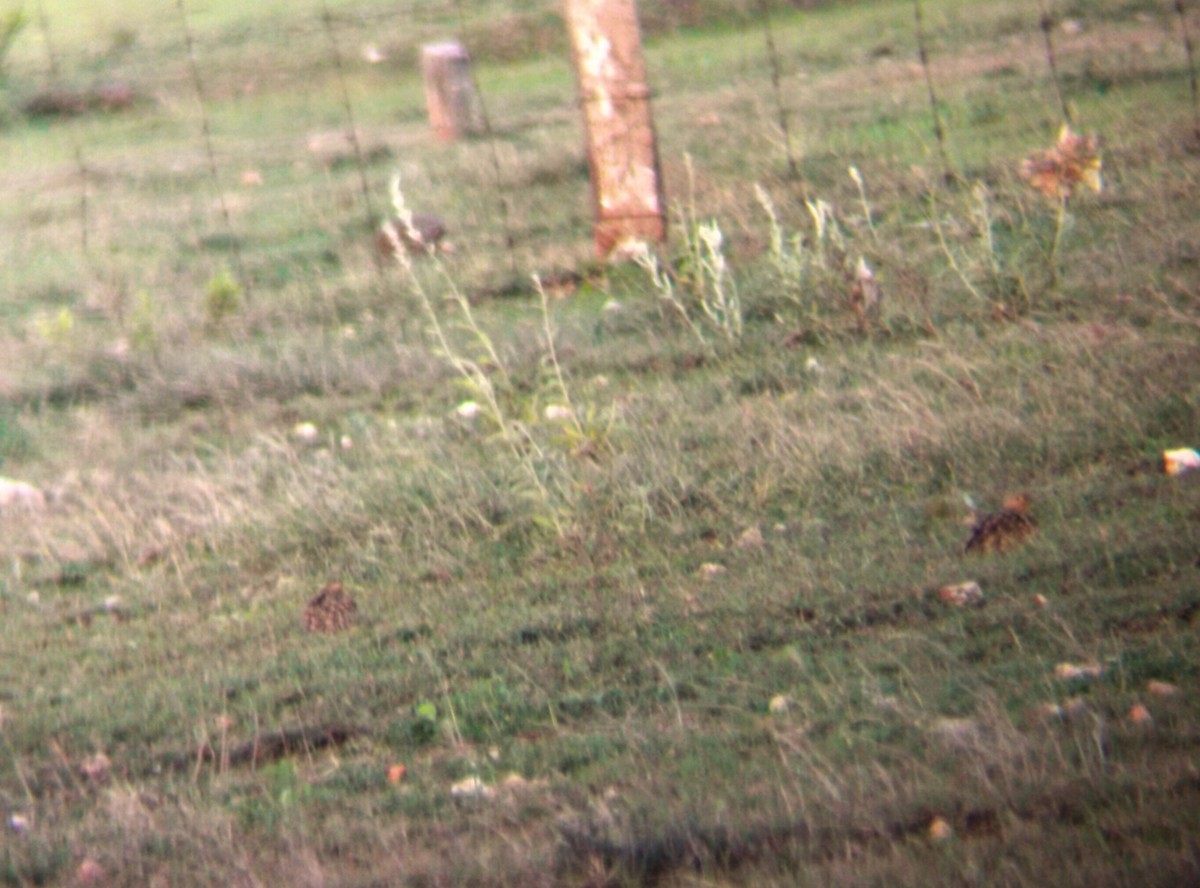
{"left": 2, "top": 0, "right": 1200, "bottom": 885}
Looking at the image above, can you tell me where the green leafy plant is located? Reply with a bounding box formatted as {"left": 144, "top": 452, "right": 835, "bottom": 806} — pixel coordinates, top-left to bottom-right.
{"left": 931, "top": 125, "right": 1102, "bottom": 316}
{"left": 0, "top": 9, "right": 28, "bottom": 116}
{"left": 407, "top": 701, "right": 440, "bottom": 745}
{"left": 33, "top": 306, "right": 77, "bottom": 348}
{"left": 128, "top": 289, "right": 160, "bottom": 353}
{"left": 204, "top": 268, "right": 242, "bottom": 329}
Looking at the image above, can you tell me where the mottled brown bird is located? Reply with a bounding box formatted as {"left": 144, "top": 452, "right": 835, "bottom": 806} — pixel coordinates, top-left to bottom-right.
{"left": 964, "top": 493, "right": 1037, "bottom": 554}
{"left": 376, "top": 213, "right": 447, "bottom": 257}
{"left": 303, "top": 581, "right": 358, "bottom": 633}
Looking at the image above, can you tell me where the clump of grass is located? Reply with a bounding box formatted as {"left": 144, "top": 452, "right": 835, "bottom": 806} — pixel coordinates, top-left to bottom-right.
{"left": 127, "top": 289, "right": 159, "bottom": 354}
{"left": 630, "top": 156, "right": 744, "bottom": 348}
{"left": 629, "top": 238, "right": 712, "bottom": 349}
{"left": 204, "top": 268, "right": 242, "bottom": 330}
{"left": 33, "top": 306, "right": 77, "bottom": 349}
{"left": 0, "top": 405, "right": 33, "bottom": 466}
{"left": 382, "top": 175, "right": 601, "bottom": 537}
{"left": 533, "top": 274, "right": 616, "bottom": 460}
{"left": 930, "top": 124, "right": 1103, "bottom": 316}
{"left": 753, "top": 175, "right": 882, "bottom": 337}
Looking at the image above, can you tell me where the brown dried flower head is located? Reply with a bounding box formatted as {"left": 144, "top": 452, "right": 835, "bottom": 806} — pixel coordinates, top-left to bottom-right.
{"left": 1020, "top": 124, "right": 1102, "bottom": 200}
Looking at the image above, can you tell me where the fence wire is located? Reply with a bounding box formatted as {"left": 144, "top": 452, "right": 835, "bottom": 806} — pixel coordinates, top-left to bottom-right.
{"left": 1, "top": 0, "right": 1196, "bottom": 304}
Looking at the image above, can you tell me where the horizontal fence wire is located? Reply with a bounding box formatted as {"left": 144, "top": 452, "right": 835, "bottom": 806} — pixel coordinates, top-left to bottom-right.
{"left": 1, "top": 0, "right": 1196, "bottom": 303}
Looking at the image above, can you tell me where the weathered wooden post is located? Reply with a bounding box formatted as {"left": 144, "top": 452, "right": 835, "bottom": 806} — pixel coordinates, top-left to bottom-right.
{"left": 421, "top": 40, "right": 484, "bottom": 142}
{"left": 564, "top": 0, "right": 667, "bottom": 259}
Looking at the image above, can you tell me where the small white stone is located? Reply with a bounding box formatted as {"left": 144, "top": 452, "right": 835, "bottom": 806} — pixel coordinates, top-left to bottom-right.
{"left": 0, "top": 478, "right": 46, "bottom": 512}
{"left": 543, "top": 404, "right": 574, "bottom": 422}
{"left": 768, "top": 694, "right": 790, "bottom": 714}
{"left": 454, "top": 401, "right": 482, "bottom": 420}
{"left": 1054, "top": 662, "right": 1104, "bottom": 681}
{"left": 450, "top": 776, "right": 494, "bottom": 799}
{"left": 736, "top": 527, "right": 765, "bottom": 550}
{"left": 293, "top": 422, "right": 319, "bottom": 443}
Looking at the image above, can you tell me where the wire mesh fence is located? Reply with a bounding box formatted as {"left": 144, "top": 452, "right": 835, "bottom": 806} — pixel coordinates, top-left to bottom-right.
{"left": 2, "top": 0, "right": 1197, "bottom": 306}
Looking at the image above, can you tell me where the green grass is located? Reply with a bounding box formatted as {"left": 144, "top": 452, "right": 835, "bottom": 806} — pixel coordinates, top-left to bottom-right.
{"left": 2, "top": 0, "right": 1200, "bottom": 885}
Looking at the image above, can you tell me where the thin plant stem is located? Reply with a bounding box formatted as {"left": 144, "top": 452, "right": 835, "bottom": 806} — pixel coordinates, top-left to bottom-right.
{"left": 385, "top": 181, "right": 564, "bottom": 536}
{"left": 928, "top": 189, "right": 987, "bottom": 305}
{"left": 419, "top": 650, "right": 464, "bottom": 749}
{"left": 0, "top": 727, "right": 36, "bottom": 810}
{"left": 536, "top": 276, "right": 586, "bottom": 441}
{"left": 1045, "top": 194, "right": 1067, "bottom": 289}
{"left": 849, "top": 166, "right": 877, "bottom": 242}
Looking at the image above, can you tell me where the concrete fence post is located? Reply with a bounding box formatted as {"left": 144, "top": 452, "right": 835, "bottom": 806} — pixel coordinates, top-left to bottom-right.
{"left": 421, "top": 40, "right": 484, "bottom": 142}
{"left": 564, "top": 0, "right": 667, "bottom": 259}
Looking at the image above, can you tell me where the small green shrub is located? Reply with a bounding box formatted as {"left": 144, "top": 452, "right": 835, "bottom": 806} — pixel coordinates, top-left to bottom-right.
{"left": 204, "top": 269, "right": 242, "bottom": 329}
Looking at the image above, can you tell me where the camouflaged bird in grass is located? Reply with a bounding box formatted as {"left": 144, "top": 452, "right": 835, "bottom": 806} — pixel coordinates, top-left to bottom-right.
{"left": 376, "top": 212, "right": 448, "bottom": 257}
{"left": 303, "top": 581, "right": 358, "bottom": 633}
{"left": 964, "top": 493, "right": 1037, "bottom": 554}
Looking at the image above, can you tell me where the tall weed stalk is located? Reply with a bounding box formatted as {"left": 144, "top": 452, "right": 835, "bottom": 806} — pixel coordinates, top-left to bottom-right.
{"left": 384, "top": 177, "right": 579, "bottom": 536}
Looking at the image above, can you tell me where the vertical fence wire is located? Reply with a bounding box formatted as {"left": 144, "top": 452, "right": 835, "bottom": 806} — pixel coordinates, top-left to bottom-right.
{"left": 912, "top": 0, "right": 956, "bottom": 184}
{"left": 1174, "top": 0, "right": 1200, "bottom": 138}
{"left": 320, "top": 0, "right": 383, "bottom": 276}
{"left": 176, "top": 0, "right": 250, "bottom": 296}
{"left": 757, "top": 0, "right": 800, "bottom": 183}
{"left": 451, "top": 0, "right": 521, "bottom": 282}
{"left": 1037, "top": 0, "right": 1073, "bottom": 125}
{"left": 33, "top": 3, "right": 89, "bottom": 255}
